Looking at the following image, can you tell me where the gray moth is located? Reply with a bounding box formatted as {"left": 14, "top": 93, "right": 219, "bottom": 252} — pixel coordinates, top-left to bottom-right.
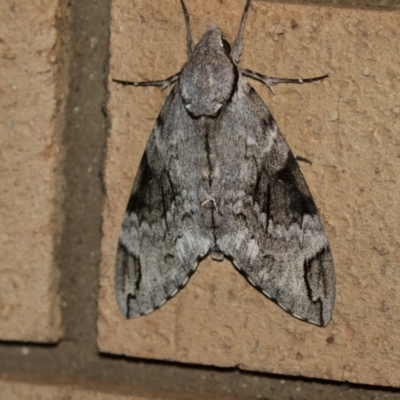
{"left": 114, "top": 0, "right": 335, "bottom": 326}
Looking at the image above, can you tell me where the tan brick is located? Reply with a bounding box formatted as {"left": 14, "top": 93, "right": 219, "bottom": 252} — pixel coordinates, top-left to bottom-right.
{"left": 0, "top": 1, "right": 63, "bottom": 341}
{"left": 0, "top": 379, "right": 204, "bottom": 400}
{"left": 99, "top": 0, "right": 400, "bottom": 386}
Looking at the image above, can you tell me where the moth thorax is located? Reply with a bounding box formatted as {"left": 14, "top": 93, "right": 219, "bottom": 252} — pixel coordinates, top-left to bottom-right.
{"left": 179, "top": 32, "right": 237, "bottom": 117}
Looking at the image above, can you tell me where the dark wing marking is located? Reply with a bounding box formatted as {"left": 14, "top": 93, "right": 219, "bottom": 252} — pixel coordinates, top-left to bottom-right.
{"left": 214, "top": 76, "right": 335, "bottom": 326}
{"left": 115, "top": 83, "right": 211, "bottom": 318}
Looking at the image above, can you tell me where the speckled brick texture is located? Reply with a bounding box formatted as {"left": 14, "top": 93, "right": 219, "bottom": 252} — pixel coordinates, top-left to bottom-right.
{"left": 0, "top": 2, "right": 63, "bottom": 341}
{"left": 0, "top": 379, "right": 213, "bottom": 400}
{"left": 98, "top": 0, "right": 400, "bottom": 386}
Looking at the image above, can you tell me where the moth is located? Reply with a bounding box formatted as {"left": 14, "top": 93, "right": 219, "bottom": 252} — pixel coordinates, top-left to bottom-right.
{"left": 114, "top": 0, "right": 335, "bottom": 326}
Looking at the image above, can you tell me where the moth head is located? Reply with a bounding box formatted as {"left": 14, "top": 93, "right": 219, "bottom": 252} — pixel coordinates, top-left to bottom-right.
{"left": 179, "top": 26, "right": 237, "bottom": 118}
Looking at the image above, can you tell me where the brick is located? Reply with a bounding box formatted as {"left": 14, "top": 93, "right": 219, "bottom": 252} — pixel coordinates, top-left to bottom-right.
{"left": 99, "top": 0, "right": 400, "bottom": 386}
{"left": 0, "top": 2, "right": 63, "bottom": 341}
{"left": 0, "top": 379, "right": 209, "bottom": 400}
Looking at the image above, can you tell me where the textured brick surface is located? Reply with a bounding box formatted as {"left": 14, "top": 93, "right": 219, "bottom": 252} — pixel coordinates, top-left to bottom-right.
{"left": 0, "top": 2, "right": 63, "bottom": 341}
{"left": 0, "top": 379, "right": 204, "bottom": 400}
{"left": 99, "top": 0, "right": 400, "bottom": 386}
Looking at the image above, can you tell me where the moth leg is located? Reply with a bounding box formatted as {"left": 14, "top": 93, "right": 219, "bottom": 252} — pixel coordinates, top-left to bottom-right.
{"left": 201, "top": 195, "right": 219, "bottom": 213}
{"left": 231, "top": 0, "right": 251, "bottom": 63}
{"left": 113, "top": 73, "right": 180, "bottom": 89}
{"left": 241, "top": 69, "right": 328, "bottom": 94}
{"left": 295, "top": 155, "right": 312, "bottom": 165}
{"left": 179, "top": 0, "right": 194, "bottom": 58}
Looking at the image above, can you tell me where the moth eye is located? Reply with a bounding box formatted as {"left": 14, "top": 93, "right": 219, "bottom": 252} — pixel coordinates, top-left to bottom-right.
{"left": 183, "top": 98, "right": 192, "bottom": 108}
{"left": 222, "top": 38, "right": 231, "bottom": 55}
{"left": 182, "top": 95, "right": 191, "bottom": 104}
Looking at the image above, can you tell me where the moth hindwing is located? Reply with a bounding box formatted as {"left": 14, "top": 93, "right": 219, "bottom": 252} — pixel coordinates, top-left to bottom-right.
{"left": 114, "top": 0, "right": 335, "bottom": 326}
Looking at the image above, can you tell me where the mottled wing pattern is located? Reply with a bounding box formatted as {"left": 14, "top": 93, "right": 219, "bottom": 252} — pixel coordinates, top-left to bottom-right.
{"left": 115, "top": 83, "right": 211, "bottom": 318}
{"left": 214, "top": 76, "right": 335, "bottom": 326}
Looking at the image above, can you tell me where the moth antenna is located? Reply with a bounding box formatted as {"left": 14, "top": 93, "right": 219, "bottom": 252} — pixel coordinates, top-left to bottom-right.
{"left": 179, "top": 0, "right": 194, "bottom": 58}
{"left": 231, "top": 0, "right": 251, "bottom": 63}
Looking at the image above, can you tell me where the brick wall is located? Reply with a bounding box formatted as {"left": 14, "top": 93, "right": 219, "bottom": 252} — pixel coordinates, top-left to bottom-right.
{"left": 1, "top": 0, "right": 399, "bottom": 398}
